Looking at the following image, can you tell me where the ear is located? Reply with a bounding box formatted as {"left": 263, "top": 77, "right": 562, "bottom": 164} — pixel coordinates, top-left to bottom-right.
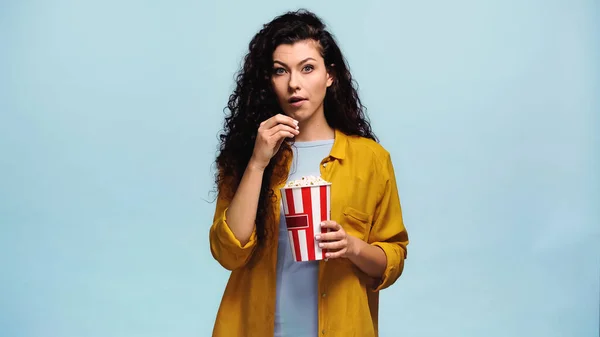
{"left": 326, "top": 63, "right": 335, "bottom": 87}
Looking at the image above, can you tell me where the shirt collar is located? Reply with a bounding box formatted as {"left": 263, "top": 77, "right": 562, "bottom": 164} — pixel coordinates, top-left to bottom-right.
{"left": 329, "top": 129, "right": 347, "bottom": 160}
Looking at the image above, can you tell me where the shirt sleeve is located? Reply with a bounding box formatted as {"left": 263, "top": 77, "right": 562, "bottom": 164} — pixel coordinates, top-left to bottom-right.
{"left": 209, "top": 184, "right": 258, "bottom": 271}
{"left": 368, "top": 152, "right": 409, "bottom": 291}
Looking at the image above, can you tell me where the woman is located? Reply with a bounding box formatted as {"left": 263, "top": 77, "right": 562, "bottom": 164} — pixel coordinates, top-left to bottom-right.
{"left": 209, "top": 9, "right": 409, "bottom": 337}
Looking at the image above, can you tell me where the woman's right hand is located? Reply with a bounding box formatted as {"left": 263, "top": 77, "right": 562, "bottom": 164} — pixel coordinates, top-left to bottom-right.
{"left": 249, "top": 114, "right": 299, "bottom": 171}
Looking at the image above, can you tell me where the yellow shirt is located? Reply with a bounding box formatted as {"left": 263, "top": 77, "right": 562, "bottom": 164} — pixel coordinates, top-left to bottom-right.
{"left": 209, "top": 129, "right": 409, "bottom": 337}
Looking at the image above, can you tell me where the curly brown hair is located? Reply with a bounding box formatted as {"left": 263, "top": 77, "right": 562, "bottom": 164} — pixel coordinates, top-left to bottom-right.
{"left": 215, "top": 9, "right": 377, "bottom": 248}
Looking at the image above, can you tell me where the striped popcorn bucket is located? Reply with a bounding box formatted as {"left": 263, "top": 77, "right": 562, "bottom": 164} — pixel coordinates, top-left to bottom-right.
{"left": 280, "top": 183, "right": 331, "bottom": 262}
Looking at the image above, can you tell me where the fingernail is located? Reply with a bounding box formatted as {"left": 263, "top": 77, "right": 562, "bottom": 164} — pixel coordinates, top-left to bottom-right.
{"left": 325, "top": 253, "right": 331, "bottom": 257}
{"left": 315, "top": 235, "right": 320, "bottom": 240}
{"left": 320, "top": 222, "right": 325, "bottom": 226}
{"left": 319, "top": 243, "right": 323, "bottom": 248}
{"left": 293, "top": 120, "right": 299, "bottom": 125}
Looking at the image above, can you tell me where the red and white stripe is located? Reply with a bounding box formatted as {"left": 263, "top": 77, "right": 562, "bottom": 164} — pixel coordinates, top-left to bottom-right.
{"left": 281, "top": 184, "right": 331, "bottom": 262}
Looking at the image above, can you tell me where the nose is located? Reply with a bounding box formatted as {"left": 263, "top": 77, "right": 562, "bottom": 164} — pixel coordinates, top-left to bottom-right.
{"left": 288, "top": 70, "right": 300, "bottom": 91}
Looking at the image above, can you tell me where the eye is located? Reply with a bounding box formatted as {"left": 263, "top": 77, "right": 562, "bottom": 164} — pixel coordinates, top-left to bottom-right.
{"left": 302, "top": 64, "right": 314, "bottom": 72}
{"left": 273, "top": 67, "right": 286, "bottom": 75}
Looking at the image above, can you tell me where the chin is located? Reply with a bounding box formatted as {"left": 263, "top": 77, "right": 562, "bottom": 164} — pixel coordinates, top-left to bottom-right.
{"left": 285, "top": 109, "right": 314, "bottom": 123}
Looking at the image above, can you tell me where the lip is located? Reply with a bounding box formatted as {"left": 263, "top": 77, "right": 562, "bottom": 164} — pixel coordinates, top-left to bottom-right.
{"left": 288, "top": 96, "right": 307, "bottom": 107}
{"left": 289, "top": 99, "right": 307, "bottom": 107}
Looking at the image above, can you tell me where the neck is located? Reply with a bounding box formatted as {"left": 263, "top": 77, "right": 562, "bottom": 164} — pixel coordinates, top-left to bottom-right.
{"left": 292, "top": 103, "right": 334, "bottom": 141}
{"left": 295, "top": 113, "right": 334, "bottom": 142}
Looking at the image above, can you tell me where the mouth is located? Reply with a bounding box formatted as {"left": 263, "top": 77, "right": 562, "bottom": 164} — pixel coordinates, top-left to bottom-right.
{"left": 288, "top": 96, "right": 307, "bottom": 107}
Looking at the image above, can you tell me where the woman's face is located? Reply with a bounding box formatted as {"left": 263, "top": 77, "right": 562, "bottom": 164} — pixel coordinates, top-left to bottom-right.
{"left": 271, "top": 39, "right": 333, "bottom": 123}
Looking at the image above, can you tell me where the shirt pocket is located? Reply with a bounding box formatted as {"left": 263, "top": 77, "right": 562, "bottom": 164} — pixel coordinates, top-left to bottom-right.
{"left": 341, "top": 206, "right": 372, "bottom": 241}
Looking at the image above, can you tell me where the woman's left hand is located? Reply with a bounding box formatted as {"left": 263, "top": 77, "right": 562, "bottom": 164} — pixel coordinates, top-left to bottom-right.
{"left": 315, "top": 221, "right": 358, "bottom": 259}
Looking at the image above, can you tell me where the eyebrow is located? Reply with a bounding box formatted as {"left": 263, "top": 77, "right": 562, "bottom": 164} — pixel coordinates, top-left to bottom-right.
{"left": 273, "top": 57, "right": 317, "bottom": 68}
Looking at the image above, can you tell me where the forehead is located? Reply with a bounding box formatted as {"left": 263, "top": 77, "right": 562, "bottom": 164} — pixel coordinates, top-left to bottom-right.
{"left": 272, "top": 40, "right": 323, "bottom": 64}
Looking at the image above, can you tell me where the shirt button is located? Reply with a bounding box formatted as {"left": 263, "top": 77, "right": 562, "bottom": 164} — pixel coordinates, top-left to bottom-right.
{"left": 321, "top": 293, "right": 326, "bottom": 298}
{"left": 322, "top": 163, "right": 327, "bottom": 167}
{"left": 321, "top": 329, "right": 326, "bottom": 334}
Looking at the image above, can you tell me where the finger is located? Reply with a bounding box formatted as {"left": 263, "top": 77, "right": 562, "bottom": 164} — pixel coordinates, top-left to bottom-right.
{"left": 320, "top": 220, "right": 340, "bottom": 228}
{"left": 274, "top": 114, "right": 299, "bottom": 129}
{"left": 273, "top": 131, "right": 291, "bottom": 149}
{"left": 325, "top": 248, "right": 347, "bottom": 259}
{"left": 262, "top": 114, "right": 299, "bottom": 129}
{"left": 268, "top": 124, "right": 300, "bottom": 137}
{"left": 316, "top": 230, "right": 345, "bottom": 242}
{"left": 319, "top": 240, "right": 346, "bottom": 250}
{"left": 316, "top": 221, "right": 341, "bottom": 241}
{"left": 319, "top": 221, "right": 341, "bottom": 232}
{"left": 269, "top": 130, "right": 296, "bottom": 146}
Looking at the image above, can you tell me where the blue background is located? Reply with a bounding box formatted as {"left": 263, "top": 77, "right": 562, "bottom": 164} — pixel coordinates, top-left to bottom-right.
{"left": 1, "top": 1, "right": 599, "bottom": 336}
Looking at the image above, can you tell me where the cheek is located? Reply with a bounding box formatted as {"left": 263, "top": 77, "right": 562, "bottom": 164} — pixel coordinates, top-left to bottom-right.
{"left": 309, "top": 78, "right": 329, "bottom": 98}
{"left": 271, "top": 80, "right": 286, "bottom": 101}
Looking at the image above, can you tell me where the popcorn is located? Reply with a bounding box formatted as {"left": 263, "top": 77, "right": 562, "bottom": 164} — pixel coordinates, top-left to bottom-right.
{"left": 284, "top": 175, "right": 330, "bottom": 188}
{"left": 281, "top": 175, "right": 332, "bottom": 262}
